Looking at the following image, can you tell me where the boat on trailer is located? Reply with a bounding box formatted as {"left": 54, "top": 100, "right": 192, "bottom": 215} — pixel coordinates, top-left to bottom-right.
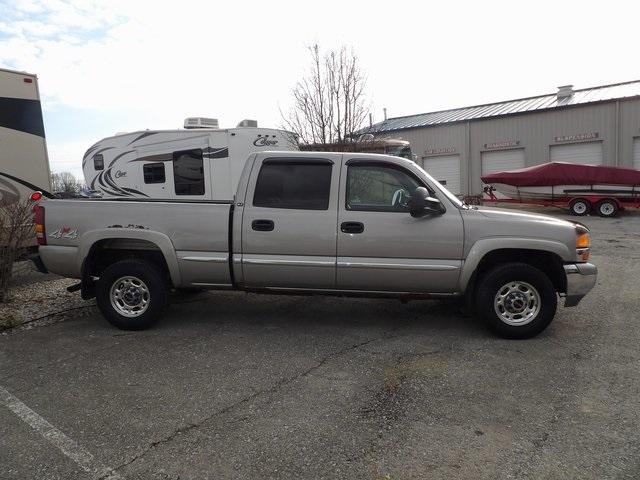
{"left": 481, "top": 162, "right": 640, "bottom": 217}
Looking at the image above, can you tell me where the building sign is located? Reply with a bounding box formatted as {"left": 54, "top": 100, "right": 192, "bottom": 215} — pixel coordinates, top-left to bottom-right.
{"left": 554, "top": 132, "right": 599, "bottom": 143}
{"left": 484, "top": 140, "right": 520, "bottom": 149}
{"left": 424, "top": 147, "right": 456, "bottom": 155}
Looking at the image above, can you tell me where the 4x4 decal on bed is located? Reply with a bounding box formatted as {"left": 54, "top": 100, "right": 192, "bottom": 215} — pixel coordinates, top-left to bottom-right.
{"left": 49, "top": 226, "right": 78, "bottom": 239}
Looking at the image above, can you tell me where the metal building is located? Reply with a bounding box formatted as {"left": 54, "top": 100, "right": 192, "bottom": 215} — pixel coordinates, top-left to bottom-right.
{"left": 365, "top": 80, "right": 640, "bottom": 196}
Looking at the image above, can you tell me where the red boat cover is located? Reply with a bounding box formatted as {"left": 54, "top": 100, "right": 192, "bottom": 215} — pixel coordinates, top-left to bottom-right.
{"left": 481, "top": 162, "right": 640, "bottom": 187}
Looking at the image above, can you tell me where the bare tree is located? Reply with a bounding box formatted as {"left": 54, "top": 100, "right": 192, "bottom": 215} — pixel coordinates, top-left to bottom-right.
{"left": 51, "top": 172, "right": 82, "bottom": 194}
{"left": 282, "top": 44, "right": 369, "bottom": 145}
{"left": 0, "top": 199, "right": 35, "bottom": 303}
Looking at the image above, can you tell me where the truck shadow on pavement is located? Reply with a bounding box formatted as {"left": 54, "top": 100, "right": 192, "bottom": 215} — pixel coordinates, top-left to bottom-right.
{"left": 159, "top": 291, "right": 489, "bottom": 339}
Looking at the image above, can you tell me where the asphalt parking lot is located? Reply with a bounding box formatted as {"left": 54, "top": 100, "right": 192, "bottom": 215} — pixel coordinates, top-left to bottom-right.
{"left": 1, "top": 207, "right": 640, "bottom": 480}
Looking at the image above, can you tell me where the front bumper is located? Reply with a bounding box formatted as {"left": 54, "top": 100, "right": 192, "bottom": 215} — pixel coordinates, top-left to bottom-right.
{"left": 563, "top": 262, "right": 597, "bottom": 307}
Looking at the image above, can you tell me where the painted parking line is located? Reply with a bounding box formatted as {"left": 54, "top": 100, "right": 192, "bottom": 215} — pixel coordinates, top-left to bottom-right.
{"left": 0, "top": 385, "right": 124, "bottom": 480}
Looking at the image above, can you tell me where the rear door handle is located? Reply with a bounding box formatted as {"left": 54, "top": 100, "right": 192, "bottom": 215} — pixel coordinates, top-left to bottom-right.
{"left": 252, "top": 219, "right": 274, "bottom": 231}
{"left": 340, "top": 221, "right": 364, "bottom": 234}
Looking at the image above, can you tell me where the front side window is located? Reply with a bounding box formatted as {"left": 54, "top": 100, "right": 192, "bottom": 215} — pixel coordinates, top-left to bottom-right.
{"left": 346, "top": 164, "right": 421, "bottom": 212}
{"left": 143, "top": 162, "right": 165, "bottom": 184}
{"left": 253, "top": 161, "right": 332, "bottom": 210}
{"left": 173, "top": 149, "right": 204, "bottom": 195}
{"left": 93, "top": 154, "right": 104, "bottom": 170}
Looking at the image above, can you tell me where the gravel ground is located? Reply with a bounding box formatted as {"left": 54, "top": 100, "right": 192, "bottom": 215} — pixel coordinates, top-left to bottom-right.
{"left": 0, "top": 261, "right": 93, "bottom": 330}
{"left": 0, "top": 206, "right": 639, "bottom": 480}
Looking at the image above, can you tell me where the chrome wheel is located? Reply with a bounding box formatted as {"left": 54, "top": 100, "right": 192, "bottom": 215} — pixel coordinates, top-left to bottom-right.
{"left": 599, "top": 202, "right": 615, "bottom": 216}
{"left": 493, "top": 281, "right": 541, "bottom": 326}
{"left": 110, "top": 276, "right": 150, "bottom": 318}
{"left": 572, "top": 201, "right": 588, "bottom": 215}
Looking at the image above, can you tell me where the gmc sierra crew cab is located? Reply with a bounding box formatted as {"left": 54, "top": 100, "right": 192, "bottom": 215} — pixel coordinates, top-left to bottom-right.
{"left": 32, "top": 151, "right": 598, "bottom": 338}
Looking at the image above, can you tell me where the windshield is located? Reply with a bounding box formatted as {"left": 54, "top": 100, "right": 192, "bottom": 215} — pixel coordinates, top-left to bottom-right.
{"left": 385, "top": 145, "right": 413, "bottom": 160}
{"left": 411, "top": 162, "right": 465, "bottom": 208}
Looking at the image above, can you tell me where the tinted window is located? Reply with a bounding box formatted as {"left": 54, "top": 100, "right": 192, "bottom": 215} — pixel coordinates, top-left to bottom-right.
{"left": 94, "top": 154, "right": 104, "bottom": 170}
{"left": 346, "top": 164, "right": 420, "bottom": 212}
{"left": 253, "top": 162, "right": 332, "bottom": 210}
{"left": 143, "top": 162, "right": 165, "bottom": 184}
{"left": 173, "top": 149, "right": 204, "bottom": 195}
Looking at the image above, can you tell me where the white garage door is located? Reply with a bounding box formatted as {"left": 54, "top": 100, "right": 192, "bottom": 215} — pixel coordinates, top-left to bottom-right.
{"left": 481, "top": 149, "right": 526, "bottom": 175}
{"left": 549, "top": 142, "right": 603, "bottom": 165}
{"left": 422, "top": 154, "right": 461, "bottom": 195}
{"left": 633, "top": 138, "right": 640, "bottom": 170}
{"left": 481, "top": 149, "right": 526, "bottom": 198}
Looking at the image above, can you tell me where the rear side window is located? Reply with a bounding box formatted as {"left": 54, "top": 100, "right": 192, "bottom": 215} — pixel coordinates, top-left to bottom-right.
{"left": 143, "top": 162, "right": 165, "bottom": 184}
{"left": 253, "top": 162, "right": 332, "bottom": 210}
{"left": 173, "top": 149, "right": 204, "bottom": 195}
{"left": 93, "top": 154, "right": 104, "bottom": 171}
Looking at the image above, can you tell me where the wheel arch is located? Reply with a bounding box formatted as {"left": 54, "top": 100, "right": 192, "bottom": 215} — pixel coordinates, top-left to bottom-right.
{"left": 461, "top": 239, "right": 569, "bottom": 294}
{"left": 78, "top": 229, "right": 181, "bottom": 287}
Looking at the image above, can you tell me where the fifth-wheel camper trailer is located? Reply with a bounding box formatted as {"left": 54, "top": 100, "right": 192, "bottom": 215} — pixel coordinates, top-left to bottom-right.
{"left": 82, "top": 118, "right": 298, "bottom": 201}
{"left": 0, "top": 67, "right": 52, "bottom": 203}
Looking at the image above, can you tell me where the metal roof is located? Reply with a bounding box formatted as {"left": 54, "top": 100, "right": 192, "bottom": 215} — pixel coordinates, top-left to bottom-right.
{"left": 365, "top": 80, "right": 640, "bottom": 133}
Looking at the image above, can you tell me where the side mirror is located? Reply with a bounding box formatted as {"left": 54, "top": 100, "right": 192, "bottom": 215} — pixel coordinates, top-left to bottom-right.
{"left": 408, "top": 187, "right": 445, "bottom": 218}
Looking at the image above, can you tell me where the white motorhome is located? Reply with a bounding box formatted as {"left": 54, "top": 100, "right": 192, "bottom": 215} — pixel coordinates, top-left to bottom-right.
{"left": 82, "top": 118, "right": 298, "bottom": 201}
{"left": 0, "top": 67, "right": 52, "bottom": 203}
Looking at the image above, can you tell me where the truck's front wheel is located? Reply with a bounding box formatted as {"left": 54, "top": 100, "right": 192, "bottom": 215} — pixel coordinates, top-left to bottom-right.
{"left": 475, "top": 263, "right": 557, "bottom": 339}
{"left": 96, "top": 259, "right": 169, "bottom": 330}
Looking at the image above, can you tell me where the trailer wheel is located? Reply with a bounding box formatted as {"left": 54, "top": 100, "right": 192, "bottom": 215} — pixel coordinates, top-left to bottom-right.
{"left": 96, "top": 259, "right": 169, "bottom": 330}
{"left": 595, "top": 199, "right": 618, "bottom": 218}
{"left": 569, "top": 198, "right": 590, "bottom": 216}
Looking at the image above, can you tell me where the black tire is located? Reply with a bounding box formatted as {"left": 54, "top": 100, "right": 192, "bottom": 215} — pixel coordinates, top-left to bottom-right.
{"left": 96, "top": 259, "right": 169, "bottom": 330}
{"left": 595, "top": 199, "right": 618, "bottom": 218}
{"left": 475, "top": 262, "right": 557, "bottom": 339}
{"left": 569, "top": 198, "right": 590, "bottom": 216}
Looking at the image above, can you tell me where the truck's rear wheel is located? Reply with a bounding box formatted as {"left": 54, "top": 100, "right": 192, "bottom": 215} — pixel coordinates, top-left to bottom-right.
{"left": 595, "top": 199, "right": 618, "bottom": 218}
{"left": 569, "top": 198, "right": 590, "bottom": 216}
{"left": 96, "top": 259, "right": 169, "bottom": 330}
{"left": 475, "top": 263, "right": 557, "bottom": 339}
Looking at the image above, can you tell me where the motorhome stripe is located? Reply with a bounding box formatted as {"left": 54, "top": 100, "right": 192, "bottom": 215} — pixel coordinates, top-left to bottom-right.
{"left": 94, "top": 172, "right": 123, "bottom": 197}
{"left": 121, "top": 187, "right": 148, "bottom": 196}
{"left": 108, "top": 150, "right": 134, "bottom": 168}
{"left": 203, "top": 147, "right": 229, "bottom": 158}
{"left": 128, "top": 153, "right": 173, "bottom": 163}
{"left": 103, "top": 169, "right": 132, "bottom": 196}
{"left": 83, "top": 146, "right": 115, "bottom": 168}
{"left": 0, "top": 171, "right": 53, "bottom": 197}
{"left": 0, "top": 97, "right": 45, "bottom": 137}
{"left": 127, "top": 131, "right": 159, "bottom": 145}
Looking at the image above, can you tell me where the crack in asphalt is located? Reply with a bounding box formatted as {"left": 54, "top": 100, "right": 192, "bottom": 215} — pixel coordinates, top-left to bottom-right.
{"left": 104, "top": 331, "right": 395, "bottom": 478}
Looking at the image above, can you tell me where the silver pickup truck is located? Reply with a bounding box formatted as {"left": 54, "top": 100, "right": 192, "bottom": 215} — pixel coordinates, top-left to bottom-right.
{"left": 33, "top": 151, "right": 597, "bottom": 338}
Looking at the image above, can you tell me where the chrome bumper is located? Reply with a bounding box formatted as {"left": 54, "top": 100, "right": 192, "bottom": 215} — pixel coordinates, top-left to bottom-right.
{"left": 563, "top": 263, "right": 597, "bottom": 307}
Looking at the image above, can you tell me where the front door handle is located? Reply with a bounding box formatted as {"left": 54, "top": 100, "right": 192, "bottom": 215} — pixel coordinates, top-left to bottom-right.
{"left": 252, "top": 219, "right": 274, "bottom": 231}
{"left": 341, "top": 221, "right": 364, "bottom": 234}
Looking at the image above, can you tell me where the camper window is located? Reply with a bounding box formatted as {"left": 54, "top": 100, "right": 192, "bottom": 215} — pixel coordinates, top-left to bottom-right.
{"left": 173, "top": 149, "right": 205, "bottom": 195}
{"left": 143, "top": 163, "right": 166, "bottom": 184}
{"left": 94, "top": 154, "right": 104, "bottom": 170}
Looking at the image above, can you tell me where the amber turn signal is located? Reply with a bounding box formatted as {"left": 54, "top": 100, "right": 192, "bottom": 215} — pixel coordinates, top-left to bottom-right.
{"left": 576, "top": 232, "right": 590, "bottom": 249}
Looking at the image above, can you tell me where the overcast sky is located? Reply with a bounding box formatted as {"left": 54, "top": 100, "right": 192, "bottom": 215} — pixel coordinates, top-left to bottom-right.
{"left": 1, "top": 0, "right": 638, "bottom": 179}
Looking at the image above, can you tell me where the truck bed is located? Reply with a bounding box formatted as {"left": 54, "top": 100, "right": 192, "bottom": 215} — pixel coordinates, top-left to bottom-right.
{"left": 39, "top": 199, "right": 233, "bottom": 287}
